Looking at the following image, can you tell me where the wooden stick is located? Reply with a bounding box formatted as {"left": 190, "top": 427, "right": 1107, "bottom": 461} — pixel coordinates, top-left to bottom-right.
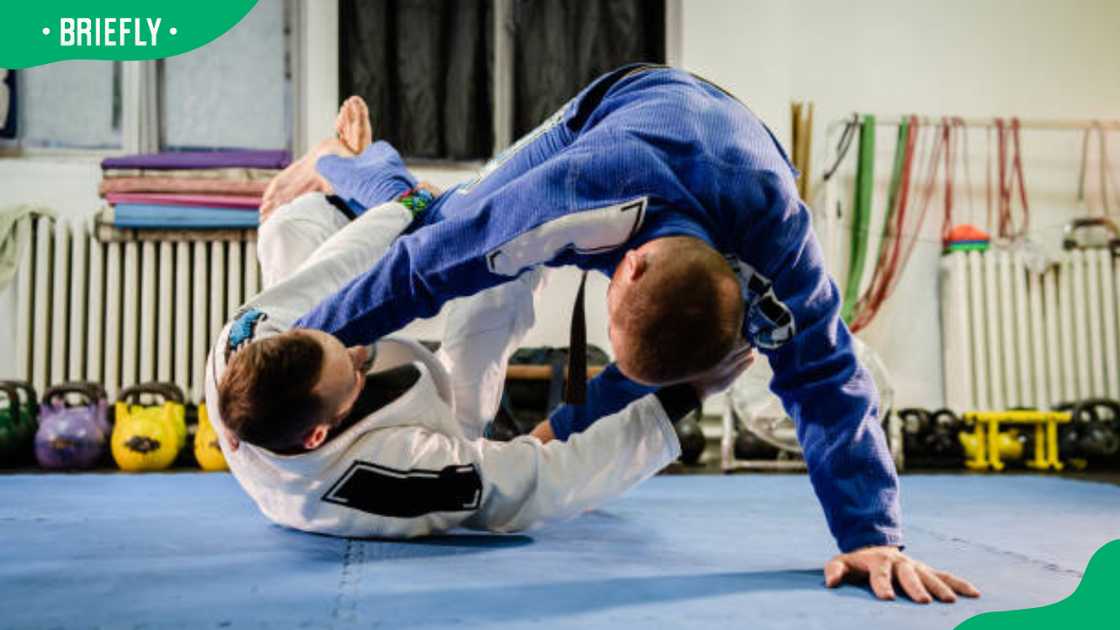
{"left": 505, "top": 365, "right": 606, "bottom": 381}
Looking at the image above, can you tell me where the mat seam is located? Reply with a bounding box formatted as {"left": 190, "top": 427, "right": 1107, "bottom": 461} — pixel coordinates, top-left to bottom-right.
{"left": 908, "top": 525, "right": 1084, "bottom": 578}
{"left": 331, "top": 539, "right": 363, "bottom": 628}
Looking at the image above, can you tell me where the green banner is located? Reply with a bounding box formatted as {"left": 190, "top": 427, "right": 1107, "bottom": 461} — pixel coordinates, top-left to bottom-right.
{"left": 0, "top": 1, "right": 258, "bottom": 69}
{"left": 957, "top": 539, "right": 1120, "bottom": 629}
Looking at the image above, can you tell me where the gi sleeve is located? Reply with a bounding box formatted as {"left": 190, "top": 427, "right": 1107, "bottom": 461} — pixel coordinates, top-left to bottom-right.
{"left": 242, "top": 200, "right": 414, "bottom": 325}
{"left": 296, "top": 142, "right": 646, "bottom": 346}
{"left": 342, "top": 393, "right": 681, "bottom": 537}
{"left": 752, "top": 195, "right": 902, "bottom": 553}
{"left": 316, "top": 141, "right": 418, "bottom": 212}
{"left": 548, "top": 363, "right": 657, "bottom": 440}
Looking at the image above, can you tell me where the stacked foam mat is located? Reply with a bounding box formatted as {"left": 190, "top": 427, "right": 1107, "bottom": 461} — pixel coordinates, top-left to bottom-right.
{"left": 97, "top": 149, "right": 290, "bottom": 230}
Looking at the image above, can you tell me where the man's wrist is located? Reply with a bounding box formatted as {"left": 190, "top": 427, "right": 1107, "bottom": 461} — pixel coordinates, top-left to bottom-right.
{"left": 838, "top": 530, "right": 905, "bottom": 554}
{"left": 397, "top": 186, "right": 436, "bottom": 217}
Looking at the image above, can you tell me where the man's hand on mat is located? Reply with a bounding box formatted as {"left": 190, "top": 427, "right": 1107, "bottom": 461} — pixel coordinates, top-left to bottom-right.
{"left": 824, "top": 546, "right": 980, "bottom": 603}
{"left": 688, "top": 340, "right": 754, "bottom": 400}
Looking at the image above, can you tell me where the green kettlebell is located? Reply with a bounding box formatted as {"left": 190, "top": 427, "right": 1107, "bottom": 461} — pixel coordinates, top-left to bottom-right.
{"left": 0, "top": 380, "right": 38, "bottom": 466}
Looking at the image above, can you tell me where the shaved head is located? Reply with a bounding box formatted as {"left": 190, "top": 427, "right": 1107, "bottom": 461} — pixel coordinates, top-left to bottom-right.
{"left": 608, "top": 236, "right": 744, "bottom": 385}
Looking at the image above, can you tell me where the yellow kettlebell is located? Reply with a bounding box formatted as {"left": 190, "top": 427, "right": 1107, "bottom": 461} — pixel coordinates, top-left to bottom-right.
{"left": 111, "top": 382, "right": 187, "bottom": 472}
{"left": 960, "top": 428, "right": 1025, "bottom": 465}
{"left": 195, "top": 402, "right": 228, "bottom": 472}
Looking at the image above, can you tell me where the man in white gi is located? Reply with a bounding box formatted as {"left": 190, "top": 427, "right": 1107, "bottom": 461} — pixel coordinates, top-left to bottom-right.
{"left": 204, "top": 101, "right": 751, "bottom": 538}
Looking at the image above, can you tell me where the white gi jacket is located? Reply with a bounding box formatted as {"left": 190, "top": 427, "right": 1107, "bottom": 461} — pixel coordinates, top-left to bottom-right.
{"left": 205, "top": 198, "right": 681, "bottom": 538}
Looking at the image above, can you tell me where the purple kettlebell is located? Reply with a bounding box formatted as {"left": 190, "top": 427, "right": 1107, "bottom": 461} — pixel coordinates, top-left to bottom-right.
{"left": 35, "top": 382, "right": 110, "bottom": 470}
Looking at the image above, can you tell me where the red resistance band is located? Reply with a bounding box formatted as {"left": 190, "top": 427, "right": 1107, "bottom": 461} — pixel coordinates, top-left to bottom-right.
{"left": 995, "top": 118, "right": 1030, "bottom": 239}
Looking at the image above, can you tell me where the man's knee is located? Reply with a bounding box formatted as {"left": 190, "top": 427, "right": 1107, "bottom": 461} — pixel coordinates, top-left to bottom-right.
{"left": 260, "top": 192, "right": 342, "bottom": 243}
{"left": 258, "top": 193, "right": 349, "bottom": 287}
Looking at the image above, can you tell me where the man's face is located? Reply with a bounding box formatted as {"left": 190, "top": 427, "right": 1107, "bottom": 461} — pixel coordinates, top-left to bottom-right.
{"left": 300, "top": 330, "right": 367, "bottom": 426}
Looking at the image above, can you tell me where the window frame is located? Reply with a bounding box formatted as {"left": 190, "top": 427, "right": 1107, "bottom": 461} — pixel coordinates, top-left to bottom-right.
{"left": 3, "top": 0, "right": 297, "bottom": 159}
{"left": 318, "top": 0, "right": 682, "bottom": 164}
{"left": 2, "top": 0, "right": 682, "bottom": 163}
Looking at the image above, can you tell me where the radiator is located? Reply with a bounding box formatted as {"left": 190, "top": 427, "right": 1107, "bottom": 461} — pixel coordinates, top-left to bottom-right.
{"left": 11, "top": 216, "right": 260, "bottom": 404}
{"left": 941, "top": 247, "right": 1119, "bottom": 411}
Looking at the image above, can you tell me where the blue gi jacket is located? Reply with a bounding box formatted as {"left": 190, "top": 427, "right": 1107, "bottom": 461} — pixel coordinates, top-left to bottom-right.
{"left": 299, "top": 65, "right": 901, "bottom": 553}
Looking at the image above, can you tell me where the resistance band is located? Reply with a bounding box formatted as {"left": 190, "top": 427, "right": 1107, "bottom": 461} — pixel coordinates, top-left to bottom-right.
{"left": 822, "top": 114, "right": 859, "bottom": 182}
{"left": 849, "top": 117, "right": 917, "bottom": 332}
{"left": 995, "top": 118, "right": 1030, "bottom": 239}
{"left": 1078, "top": 122, "right": 1119, "bottom": 216}
{"left": 841, "top": 114, "right": 876, "bottom": 324}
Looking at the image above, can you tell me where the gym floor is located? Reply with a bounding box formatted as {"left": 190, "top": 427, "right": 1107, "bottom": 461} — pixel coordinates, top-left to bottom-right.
{"left": 2, "top": 471, "right": 1117, "bottom": 629}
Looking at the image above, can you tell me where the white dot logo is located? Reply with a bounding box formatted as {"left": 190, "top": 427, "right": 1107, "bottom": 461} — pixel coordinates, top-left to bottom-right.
{"left": 42, "top": 27, "right": 50, "bottom": 35}
{"left": 169, "top": 27, "right": 178, "bottom": 36}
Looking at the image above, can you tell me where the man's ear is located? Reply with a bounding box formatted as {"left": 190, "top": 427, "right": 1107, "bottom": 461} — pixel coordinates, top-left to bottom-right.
{"left": 623, "top": 249, "right": 648, "bottom": 281}
{"left": 303, "top": 424, "right": 331, "bottom": 450}
{"left": 223, "top": 428, "right": 241, "bottom": 453}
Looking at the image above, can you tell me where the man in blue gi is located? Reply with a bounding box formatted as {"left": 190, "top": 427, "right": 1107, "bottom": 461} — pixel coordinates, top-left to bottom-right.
{"left": 250, "top": 65, "right": 980, "bottom": 604}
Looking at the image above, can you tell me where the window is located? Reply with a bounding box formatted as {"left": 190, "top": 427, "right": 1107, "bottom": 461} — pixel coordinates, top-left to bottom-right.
{"left": 338, "top": 0, "right": 666, "bottom": 162}
{"left": 159, "top": 0, "right": 291, "bottom": 150}
{"left": 0, "top": 1, "right": 291, "bottom": 155}
{"left": 13, "top": 61, "right": 123, "bottom": 149}
{"left": 510, "top": 0, "right": 665, "bottom": 137}
{"left": 339, "top": 0, "right": 493, "bottom": 161}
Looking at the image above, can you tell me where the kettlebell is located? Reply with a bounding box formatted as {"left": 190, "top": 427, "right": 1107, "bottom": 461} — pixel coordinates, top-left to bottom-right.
{"left": 926, "top": 408, "right": 964, "bottom": 459}
{"left": 0, "top": 381, "right": 38, "bottom": 466}
{"left": 674, "top": 410, "right": 707, "bottom": 465}
{"left": 1060, "top": 399, "right": 1120, "bottom": 460}
{"left": 112, "top": 382, "right": 187, "bottom": 472}
{"left": 898, "top": 407, "right": 931, "bottom": 458}
{"left": 194, "top": 402, "right": 228, "bottom": 472}
{"left": 35, "top": 382, "right": 110, "bottom": 469}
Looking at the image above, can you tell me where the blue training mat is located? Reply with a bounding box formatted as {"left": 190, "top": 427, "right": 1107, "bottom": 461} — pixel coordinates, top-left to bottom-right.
{"left": 0, "top": 473, "right": 1116, "bottom": 629}
{"left": 111, "top": 203, "right": 259, "bottom": 229}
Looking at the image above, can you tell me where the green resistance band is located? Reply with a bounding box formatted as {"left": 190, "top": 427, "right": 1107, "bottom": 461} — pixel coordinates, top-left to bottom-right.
{"left": 841, "top": 114, "right": 875, "bottom": 323}
{"left": 864, "top": 119, "right": 910, "bottom": 292}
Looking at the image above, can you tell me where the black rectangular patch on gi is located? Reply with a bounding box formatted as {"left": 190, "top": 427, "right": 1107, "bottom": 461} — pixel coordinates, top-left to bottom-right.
{"left": 322, "top": 461, "right": 482, "bottom": 518}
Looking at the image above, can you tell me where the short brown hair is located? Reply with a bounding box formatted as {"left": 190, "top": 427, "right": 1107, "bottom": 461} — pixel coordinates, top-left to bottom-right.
{"left": 616, "top": 243, "right": 744, "bottom": 383}
{"left": 217, "top": 331, "right": 326, "bottom": 451}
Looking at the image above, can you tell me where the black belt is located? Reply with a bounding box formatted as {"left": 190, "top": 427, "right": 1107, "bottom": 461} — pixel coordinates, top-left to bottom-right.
{"left": 564, "top": 271, "right": 588, "bottom": 405}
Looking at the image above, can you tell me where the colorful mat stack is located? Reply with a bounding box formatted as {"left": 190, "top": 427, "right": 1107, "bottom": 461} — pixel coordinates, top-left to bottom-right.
{"left": 98, "top": 149, "right": 290, "bottom": 230}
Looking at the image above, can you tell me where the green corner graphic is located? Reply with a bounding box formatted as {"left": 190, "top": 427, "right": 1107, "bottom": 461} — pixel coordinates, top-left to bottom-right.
{"left": 957, "top": 539, "right": 1120, "bottom": 629}
{"left": 0, "top": 1, "right": 257, "bottom": 69}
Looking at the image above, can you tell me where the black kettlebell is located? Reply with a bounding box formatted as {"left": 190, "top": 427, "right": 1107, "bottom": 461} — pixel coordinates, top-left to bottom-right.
{"left": 926, "top": 408, "right": 963, "bottom": 459}
{"left": 1065, "top": 400, "right": 1120, "bottom": 459}
{"left": 733, "top": 425, "right": 779, "bottom": 460}
{"left": 898, "top": 407, "right": 931, "bottom": 457}
{"left": 675, "top": 412, "right": 706, "bottom": 465}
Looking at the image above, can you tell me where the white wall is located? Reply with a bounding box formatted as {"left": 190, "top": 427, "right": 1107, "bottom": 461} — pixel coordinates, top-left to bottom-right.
{"left": 680, "top": 0, "right": 1120, "bottom": 407}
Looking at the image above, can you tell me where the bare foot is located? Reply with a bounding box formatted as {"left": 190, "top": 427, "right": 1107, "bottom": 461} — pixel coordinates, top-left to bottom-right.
{"left": 260, "top": 97, "right": 373, "bottom": 222}
{"left": 260, "top": 138, "right": 351, "bottom": 222}
{"left": 335, "top": 95, "right": 373, "bottom": 155}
